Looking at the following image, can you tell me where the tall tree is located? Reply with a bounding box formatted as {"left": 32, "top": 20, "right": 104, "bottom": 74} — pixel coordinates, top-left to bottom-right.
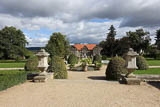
{"left": 155, "top": 29, "right": 160, "bottom": 49}
{"left": 45, "top": 32, "right": 70, "bottom": 58}
{"left": 115, "top": 37, "right": 130, "bottom": 56}
{"left": 0, "top": 26, "right": 28, "bottom": 59}
{"left": 127, "top": 29, "right": 150, "bottom": 54}
{"left": 100, "top": 25, "right": 116, "bottom": 57}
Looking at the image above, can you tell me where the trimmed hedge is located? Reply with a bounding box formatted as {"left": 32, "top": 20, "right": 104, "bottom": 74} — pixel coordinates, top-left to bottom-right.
{"left": 68, "top": 54, "right": 78, "bottom": 64}
{"left": 102, "top": 55, "right": 107, "bottom": 60}
{"left": 136, "top": 56, "right": 149, "bottom": 70}
{"left": 93, "top": 54, "right": 102, "bottom": 64}
{"left": 0, "top": 70, "right": 27, "bottom": 91}
{"left": 24, "top": 56, "right": 39, "bottom": 71}
{"left": 106, "top": 57, "right": 127, "bottom": 80}
{"left": 68, "top": 54, "right": 78, "bottom": 70}
{"left": 51, "top": 56, "right": 68, "bottom": 79}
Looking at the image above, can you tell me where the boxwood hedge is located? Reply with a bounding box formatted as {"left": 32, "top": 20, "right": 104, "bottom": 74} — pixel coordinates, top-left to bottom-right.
{"left": 0, "top": 70, "right": 27, "bottom": 91}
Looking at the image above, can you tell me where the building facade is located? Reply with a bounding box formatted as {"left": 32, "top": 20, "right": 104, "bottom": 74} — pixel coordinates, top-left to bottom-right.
{"left": 70, "top": 44, "right": 102, "bottom": 58}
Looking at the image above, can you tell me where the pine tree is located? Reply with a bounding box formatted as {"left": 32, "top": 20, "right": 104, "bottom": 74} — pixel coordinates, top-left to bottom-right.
{"left": 104, "top": 25, "right": 116, "bottom": 57}
{"left": 155, "top": 29, "right": 160, "bottom": 49}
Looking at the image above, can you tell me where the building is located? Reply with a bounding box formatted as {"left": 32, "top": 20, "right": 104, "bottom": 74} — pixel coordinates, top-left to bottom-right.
{"left": 70, "top": 44, "right": 102, "bottom": 58}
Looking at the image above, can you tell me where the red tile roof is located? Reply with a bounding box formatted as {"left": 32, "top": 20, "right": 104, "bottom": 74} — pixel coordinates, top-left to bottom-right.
{"left": 73, "top": 44, "right": 96, "bottom": 51}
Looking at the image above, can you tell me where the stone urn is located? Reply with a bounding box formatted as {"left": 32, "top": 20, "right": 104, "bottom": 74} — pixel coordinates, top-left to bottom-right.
{"left": 124, "top": 48, "right": 139, "bottom": 78}
{"left": 36, "top": 49, "right": 50, "bottom": 75}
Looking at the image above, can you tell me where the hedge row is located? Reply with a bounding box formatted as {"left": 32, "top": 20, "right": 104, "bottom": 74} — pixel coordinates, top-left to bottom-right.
{"left": 0, "top": 71, "right": 27, "bottom": 91}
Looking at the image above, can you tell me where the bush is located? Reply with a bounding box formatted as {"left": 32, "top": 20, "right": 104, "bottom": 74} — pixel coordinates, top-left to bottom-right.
{"left": 68, "top": 54, "right": 78, "bottom": 64}
{"left": 95, "top": 62, "right": 102, "bottom": 70}
{"left": 68, "top": 54, "right": 78, "bottom": 70}
{"left": 105, "top": 57, "right": 127, "bottom": 80}
{"left": 93, "top": 54, "right": 102, "bottom": 64}
{"left": 24, "top": 56, "right": 39, "bottom": 71}
{"left": 0, "top": 70, "right": 27, "bottom": 91}
{"left": 51, "top": 56, "right": 68, "bottom": 79}
{"left": 136, "top": 56, "right": 149, "bottom": 70}
{"left": 102, "top": 55, "right": 107, "bottom": 60}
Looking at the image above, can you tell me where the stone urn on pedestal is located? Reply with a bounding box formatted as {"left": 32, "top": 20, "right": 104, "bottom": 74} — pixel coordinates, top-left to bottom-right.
{"left": 33, "top": 49, "right": 50, "bottom": 82}
{"left": 123, "top": 48, "right": 141, "bottom": 85}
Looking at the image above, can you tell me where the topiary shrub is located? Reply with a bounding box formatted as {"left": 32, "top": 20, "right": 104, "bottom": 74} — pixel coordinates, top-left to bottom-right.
{"left": 95, "top": 62, "right": 102, "bottom": 70}
{"left": 93, "top": 54, "right": 102, "bottom": 64}
{"left": 136, "top": 56, "right": 149, "bottom": 70}
{"left": 24, "top": 56, "right": 39, "bottom": 71}
{"left": 68, "top": 54, "right": 78, "bottom": 70}
{"left": 68, "top": 54, "right": 78, "bottom": 64}
{"left": 105, "top": 56, "right": 127, "bottom": 80}
{"left": 102, "top": 55, "right": 107, "bottom": 60}
{"left": 51, "top": 56, "right": 68, "bottom": 79}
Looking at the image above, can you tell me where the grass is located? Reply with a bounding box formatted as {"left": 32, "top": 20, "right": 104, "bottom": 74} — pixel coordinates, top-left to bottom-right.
{"left": 0, "top": 63, "right": 25, "bottom": 68}
{"left": 0, "top": 70, "right": 25, "bottom": 74}
{"left": 0, "top": 70, "right": 26, "bottom": 91}
{"left": 134, "top": 68, "right": 160, "bottom": 75}
{"left": 146, "top": 59, "right": 160, "bottom": 66}
{"left": 0, "top": 60, "right": 26, "bottom": 68}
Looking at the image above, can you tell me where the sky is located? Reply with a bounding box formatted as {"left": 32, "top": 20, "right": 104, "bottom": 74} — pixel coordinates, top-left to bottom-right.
{"left": 0, "top": 0, "right": 160, "bottom": 47}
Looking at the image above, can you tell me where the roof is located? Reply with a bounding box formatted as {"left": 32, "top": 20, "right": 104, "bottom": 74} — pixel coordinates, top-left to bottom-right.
{"left": 73, "top": 44, "right": 96, "bottom": 51}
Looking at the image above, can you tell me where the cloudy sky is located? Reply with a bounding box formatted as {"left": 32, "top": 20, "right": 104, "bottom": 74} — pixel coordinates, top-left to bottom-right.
{"left": 0, "top": 0, "right": 160, "bottom": 47}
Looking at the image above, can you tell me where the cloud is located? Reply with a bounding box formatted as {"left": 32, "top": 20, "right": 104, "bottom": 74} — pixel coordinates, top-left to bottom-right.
{"left": 0, "top": 0, "right": 160, "bottom": 46}
{"left": 0, "top": 0, "right": 160, "bottom": 27}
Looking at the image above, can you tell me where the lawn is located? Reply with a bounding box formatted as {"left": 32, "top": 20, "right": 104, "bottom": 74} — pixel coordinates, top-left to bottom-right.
{"left": 146, "top": 59, "right": 160, "bottom": 66}
{"left": 134, "top": 68, "right": 160, "bottom": 75}
{"left": 0, "top": 63, "right": 25, "bottom": 68}
{"left": 0, "top": 60, "right": 26, "bottom": 68}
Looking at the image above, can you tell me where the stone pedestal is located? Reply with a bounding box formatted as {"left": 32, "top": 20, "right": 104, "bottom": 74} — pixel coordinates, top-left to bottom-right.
{"left": 33, "top": 76, "right": 47, "bottom": 82}
{"left": 33, "top": 49, "right": 50, "bottom": 82}
{"left": 123, "top": 48, "right": 141, "bottom": 85}
{"left": 122, "top": 77, "right": 141, "bottom": 85}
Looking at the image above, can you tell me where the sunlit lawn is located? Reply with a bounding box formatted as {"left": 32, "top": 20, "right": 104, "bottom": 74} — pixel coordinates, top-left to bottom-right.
{"left": 146, "top": 60, "right": 160, "bottom": 66}
{"left": 134, "top": 68, "right": 160, "bottom": 75}
{"left": 0, "top": 60, "right": 26, "bottom": 68}
{"left": 0, "top": 63, "right": 25, "bottom": 68}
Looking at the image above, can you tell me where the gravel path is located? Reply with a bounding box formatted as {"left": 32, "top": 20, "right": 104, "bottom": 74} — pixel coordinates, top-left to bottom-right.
{"left": 0, "top": 65, "right": 160, "bottom": 107}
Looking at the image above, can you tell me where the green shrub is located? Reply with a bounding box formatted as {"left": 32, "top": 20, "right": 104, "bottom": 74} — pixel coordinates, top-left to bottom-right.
{"left": 80, "top": 58, "right": 92, "bottom": 66}
{"left": 24, "top": 56, "right": 39, "bottom": 71}
{"left": 51, "top": 56, "right": 68, "bottom": 79}
{"left": 95, "top": 62, "right": 102, "bottom": 70}
{"left": 136, "top": 56, "right": 149, "bottom": 70}
{"left": 102, "top": 55, "right": 107, "bottom": 60}
{"left": 93, "top": 54, "right": 102, "bottom": 64}
{"left": 0, "top": 70, "right": 27, "bottom": 91}
{"left": 68, "top": 54, "right": 78, "bottom": 64}
{"left": 68, "top": 54, "right": 78, "bottom": 70}
{"left": 105, "top": 57, "right": 127, "bottom": 80}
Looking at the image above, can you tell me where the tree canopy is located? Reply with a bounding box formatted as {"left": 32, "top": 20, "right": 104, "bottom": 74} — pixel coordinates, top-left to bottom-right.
{"left": 45, "top": 32, "right": 70, "bottom": 58}
{"left": 0, "top": 26, "right": 28, "bottom": 59}
{"left": 126, "top": 29, "right": 151, "bottom": 54}
{"left": 100, "top": 27, "right": 151, "bottom": 57}
{"left": 100, "top": 25, "right": 117, "bottom": 57}
{"left": 155, "top": 29, "right": 160, "bottom": 49}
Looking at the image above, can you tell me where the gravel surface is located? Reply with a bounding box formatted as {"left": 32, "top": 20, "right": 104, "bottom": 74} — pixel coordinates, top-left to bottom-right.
{"left": 0, "top": 65, "right": 160, "bottom": 107}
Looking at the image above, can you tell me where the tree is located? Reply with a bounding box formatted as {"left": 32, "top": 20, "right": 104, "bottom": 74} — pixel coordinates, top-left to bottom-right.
{"left": 155, "top": 29, "right": 160, "bottom": 49}
{"left": 127, "top": 29, "right": 151, "bottom": 54}
{"left": 115, "top": 37, "right": 130, "bottom": 56}
{"left": 100, "top": 25, "right": 117, "bottom": 57}
{"left": 0, "top": 26, "right": 28, "bottom": 59}
{"left": 45, "top": 32, "right": 70, "bottom": 58}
